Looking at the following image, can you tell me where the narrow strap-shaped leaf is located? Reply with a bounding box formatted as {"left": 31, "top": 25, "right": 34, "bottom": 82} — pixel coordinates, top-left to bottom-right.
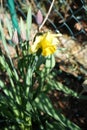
{"left": 26, "top": 6, "right": 32, "bottom": 41}
{"left": 7, "top": 0, "right": 20, "bottom": 34}
{"left": 0, "top": 55, "right": 15, "bottom": 89}
{"left": 0, "top": 55, "right": 20, "bottom": 100}
{"left": 34, "top": 93, "right": 81, "bottom": 130}
{"left": 37, "top": 55, "right": 55, "bottom": 78}
{"left": 46, "top": 78, "right": 78, "bottom": 97}
{"left": 46, "top": 78, "right": 87, "bottom": 99}
{"left": 0, "top": 21, "right": 19, "bottom": 81}
{"left": 45, "top": 120, "right": 67, "bottom": 130}
{"left": 5, "top": 16, "right": 13, "bottom": 39}
{"left": 0, "top": 80, "right": 10, "bottom": 97}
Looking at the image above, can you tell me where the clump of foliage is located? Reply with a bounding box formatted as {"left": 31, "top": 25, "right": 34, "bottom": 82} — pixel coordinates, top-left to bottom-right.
{"left": 0, "top": 3, "right": 86, "bottom": 130}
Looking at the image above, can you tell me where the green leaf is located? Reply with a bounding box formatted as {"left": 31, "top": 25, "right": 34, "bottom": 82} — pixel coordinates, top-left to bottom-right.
{"left": 46, "top": 78, "right": 87, "bottom": 99}
{"left": 7, "top": 0, "right": 20, "bottom": 34}
{"left": 26, "top": 65, "right": 32, "bottom": 86}
{"left": 46, "top": 78, "right": 79, "bottom": 97}
{"left": 45, "top": 55, "right": 55, "bottom": 71}
{"left": 0, "top": 56, "right": 11, "bottom": 76}
{"left": 39, "top": 55, "right": 55, "bottom": 78}
{"left": 26, "top": 6, "right": 32, "bottom": 41}
{"left": 34, "top": 93, "right": 81, "bottom": 130}
{"left": 46, "top": 120, "right": 67, "bottom": 130}
{"left": 35, "top": 93, "right": 66, "bottom": 127}
{"left": 20, "top": 17, "right": 25, "bottom": 33}
{"left": 36, "top": 55, "right": 45, "bottom": 69}
{"left": 0, "top": 56, "right": 21, "bottom": 100}
{"left": 25, "top": 64, "right": 33, "bottom": 97}
{"left": 0, "top": 21, "right": 19, "bottom": 81}
{"left": 0, "top": 21, "right": 9, "bottom": 55}
{"left": 0, "top": 80, "right": 11, "bottom": 97}
{"left": 5, "top": 16, "right": 13, "bottom": 38}
{"left": 0, "top": 56, "right": 16, "bottom": 89}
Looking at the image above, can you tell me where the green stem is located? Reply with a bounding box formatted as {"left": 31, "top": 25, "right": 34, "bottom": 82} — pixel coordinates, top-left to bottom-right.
{"left": 7, "top": 0, "right": 20, "bottom": 34}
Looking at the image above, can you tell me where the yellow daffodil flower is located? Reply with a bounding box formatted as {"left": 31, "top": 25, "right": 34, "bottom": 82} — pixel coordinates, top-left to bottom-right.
{"left": 30, "top": 32, "right": 62, "bottom": 56}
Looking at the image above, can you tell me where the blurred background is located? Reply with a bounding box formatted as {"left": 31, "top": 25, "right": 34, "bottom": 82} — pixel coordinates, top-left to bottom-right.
{"left": 13, "top": 0, "right": 87, "bottom": 42}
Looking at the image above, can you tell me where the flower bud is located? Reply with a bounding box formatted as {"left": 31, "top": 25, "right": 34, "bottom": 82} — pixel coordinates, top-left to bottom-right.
{"left": 36, "top": 10, "right": 43, "bottom": 25}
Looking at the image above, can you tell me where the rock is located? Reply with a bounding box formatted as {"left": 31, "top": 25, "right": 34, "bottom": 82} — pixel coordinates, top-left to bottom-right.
{"left": 55, "top": 34, "right": 87, "bottom": 78}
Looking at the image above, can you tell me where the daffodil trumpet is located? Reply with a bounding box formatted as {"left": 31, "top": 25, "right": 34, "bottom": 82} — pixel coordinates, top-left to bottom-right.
{"left": 30, "top": 32, "right": 62, "bottom": 56}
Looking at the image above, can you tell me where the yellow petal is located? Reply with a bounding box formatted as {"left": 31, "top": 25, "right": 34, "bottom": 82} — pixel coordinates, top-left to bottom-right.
{"left": 42, "top": 45, "right": 56, "bottom": 56}
{"left": 30, "top": 35, "right": 42, "bottom": 53}
{"left": 30, "top": 32, "right": 61, "bottom": 56}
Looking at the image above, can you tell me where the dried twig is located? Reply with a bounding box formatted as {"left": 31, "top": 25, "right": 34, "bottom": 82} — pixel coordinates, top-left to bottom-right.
{"left": 39, "top": 0, "right": 55, "bottom": 31}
